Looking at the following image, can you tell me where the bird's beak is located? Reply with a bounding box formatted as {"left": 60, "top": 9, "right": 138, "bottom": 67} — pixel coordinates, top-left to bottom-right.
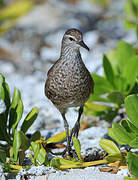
{"left": 79, "top": 40, "right": 89, "bottom": 51}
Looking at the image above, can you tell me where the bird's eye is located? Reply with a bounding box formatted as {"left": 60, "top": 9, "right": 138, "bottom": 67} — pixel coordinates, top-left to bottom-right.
{"left": 69, "top": 37, "right": 74, "bottom": 41}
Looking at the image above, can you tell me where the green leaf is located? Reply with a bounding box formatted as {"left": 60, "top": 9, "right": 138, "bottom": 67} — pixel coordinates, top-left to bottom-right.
{"left": 106, "top": 153, "right": 122, "bottom": 163}
{"left": 129, "top": 137, "right": 138, "bottom": 148}
{"left": 103, "top": 55, "right": 115, "bottom": 87}
{"left": 125, "top": 95, "right": 138, "bottom": 127}
{"left": 31, "top": 142, "right": 48, "bottom": 166}
{"left": 0, "top": 149, "right": 6, "bottom": 163}
{"left": 47, "top": 131, "right": 70, "bottom": 144}
{"left": 99, "top": 139, "right": 121, "bottom": 155}
{"left": 92, "top": 74, "right": 113, "bottom": 95}
{"left": 31, "top": 142, "right": 40, "bottom": 160}
{"left": 107, "top": 41, "right": 135, "bottom": 76}
{"left": 21, "top": 107, "right": 39, "bottom": 134}
{"left": 108, "top": 128, "right": 123, "bottom": 145}
{"left": 20, "top": 131, "right": 29, "bottom": 151}
{"left": 124, "top": 0, "right": 138, "bottom": 18}
{"left": 123, "top": 56, "right": 138, "bottom": 92}
{"left": 107, "top": 91, "right": 124, "bottom": 106}
{"left": 9, "top": 88, "right": 22, "bottom": 131}
{"left": 121, "top": 119, "right": 138, "bottom": 134}
{"left": 113, "top": 76, "right": 127, "bottom": 93}
{"left": 88, "top": 94, "right": 111, "bottom": 103}
{"left": 31, "top": 131, "right": 41, "bottom": 142}
{"left": 50, "top": 158, "right": 61, "bottom": 168}
{"left": 0, "top": 113, "right": 11, "bottom": 143}
{"left": 0, "top": 0, "right": 34, "bottom": 21}
{"left": 108, "top": 122, "right": 134, "bottom": 145}
{"left": 50, "top": 157, "right": 107, "bottom": 170}
{"left": 126, "top": 152, "right": 138, "bottom": 178}
{"left": 12, "top": 99, "right": 23, "bottom": 134}
{"left": 124, "top": 177, "right": 138, "bottom": 180}
{"left": 85, "top": 102, "right": 111, "bottom": 112}
{"left": 72, "top": 136, "right": 82, "bottom": 161}
{"left": 37, "top": 145, "right": 48, "bottom": 165}
{"left": 13, "top": 130, "right": 22, "bottom": 161}
{"left": 50, "top": 157, "right": 80, "bottom": 168}
{"left": 0, "top": 80, "right": 11, "bottom": 120}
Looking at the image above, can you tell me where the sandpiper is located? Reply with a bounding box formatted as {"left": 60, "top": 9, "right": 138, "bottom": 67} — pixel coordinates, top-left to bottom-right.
{"left": 45, "top": 29, "right": 94, "bottom": 155}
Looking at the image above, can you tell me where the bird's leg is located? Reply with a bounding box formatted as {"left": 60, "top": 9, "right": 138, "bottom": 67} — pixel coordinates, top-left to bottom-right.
{"left": 61, "top": 113, "right": 72, "bottom": 155}
{"left": 70, "top": 106, "right": 83, "bottom": 141}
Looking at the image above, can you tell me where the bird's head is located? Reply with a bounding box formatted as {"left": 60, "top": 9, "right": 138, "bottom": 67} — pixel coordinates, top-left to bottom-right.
{"left": 62, "top": 29, "right": 89, "bottom": 51}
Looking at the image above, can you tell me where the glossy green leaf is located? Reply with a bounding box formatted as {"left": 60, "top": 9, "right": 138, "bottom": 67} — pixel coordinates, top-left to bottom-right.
{"left": 0, "top": 80, "right": 11, "bottom": 120}
{"left": 103, "top": 55, "right": 115, "bottom": 87}
{"left": 88, "top": 94, "right": 111, "bottom": 103}
{"left": 123, "top": 56, "right": 138, "bottom": 92}
{"left": 99, "top": 139, "right": 121, "bottom": 155}
{"left": 126, "top": 152, "right": 138, "bottom": 178}
{"left": 72, "top": 136, "right": 82, "bottom": 161}
{"left": 13, "top": 130, "right": 22, "bottom": 161}
{"left": 20, "top": 131, "right": 29, "bottom": 151}
{"left": 107, "top": 41, "right": 135, "bottom": 75}
{"left": 129, "top": 137, "right": 138, "bottom": 148}
{"left": 9, "top": 88, "right": 21, "bottom": 131}
{"left": 85, "top": 102, "right": 110, "bottom": 112}
{"left": 31, "top": 142, "right": 40, "bottom": 160}
{"left": 108, "top": 128, "right": 123, "bottom": 145}
{"left": 0, "top": 149, "right": 6, "bottom": 163}
{"left": 130, "top": 80, "right": 138, "bottom": 94}
{"left": 12, "top": 99, "right": 23, "bottom": 134}
{"left": 113, "top": 76, "right": 127, "bottom": 93}
{"left": 3, "top": 82, "right": 11, "bottom": 118}
{"left": 108, "top": 122, "right": 134, "bottom": 145}
{"left": 125, "top": 95, "right": 138, "bottom": 127}
{"left": 47, "top": 131, "right": 70, "bottom": 144}
{"left": 0, "top": 113, "right": 11, "bottom": 143}
{"left": 0, "top": 79, "right": 11, "bottom": 139}
{"left": 37, "top": 145, "right": 47, "bottom": 165}
{"left": 92, "top": 74, "right": 113, "bottom": 95}
{"left": 21, "top": 107, "right": 39, "bottom": 134}
{"left": 31, "top": 142, "right": 48, "bottom": 166}
{"left": 121, "top": 119, "right": 138, "bottom": 134}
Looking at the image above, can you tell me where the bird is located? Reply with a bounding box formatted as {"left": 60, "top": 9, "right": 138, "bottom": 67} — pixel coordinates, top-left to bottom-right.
{"left": 45, "top": 29, "right": 94, "bottom": 156}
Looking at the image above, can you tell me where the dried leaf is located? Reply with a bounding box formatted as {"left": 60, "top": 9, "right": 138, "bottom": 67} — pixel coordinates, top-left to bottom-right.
{"left": 99, "top": 167, "right": 118, "bottom": 174}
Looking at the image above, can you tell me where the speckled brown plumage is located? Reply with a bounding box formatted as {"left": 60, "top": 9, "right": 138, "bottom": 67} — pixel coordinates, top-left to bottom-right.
{"left": 45, "top": 29, "right": 94, "bottom": 155}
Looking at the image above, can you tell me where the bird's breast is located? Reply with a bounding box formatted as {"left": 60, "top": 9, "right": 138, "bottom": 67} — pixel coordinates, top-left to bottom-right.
{"left": 45, "top": 56, "right": 94, "bottom": 108}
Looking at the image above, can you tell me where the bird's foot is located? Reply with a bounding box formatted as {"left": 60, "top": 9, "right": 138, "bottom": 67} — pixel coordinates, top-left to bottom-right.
{"left": 61, "top": 147, "right": 76, "bottom": 158}
{"left": 50, "top": 145, "right": 74, "bottom": 157}
{"left": 70, "top": 122, "right": 80, "bottom": 139}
